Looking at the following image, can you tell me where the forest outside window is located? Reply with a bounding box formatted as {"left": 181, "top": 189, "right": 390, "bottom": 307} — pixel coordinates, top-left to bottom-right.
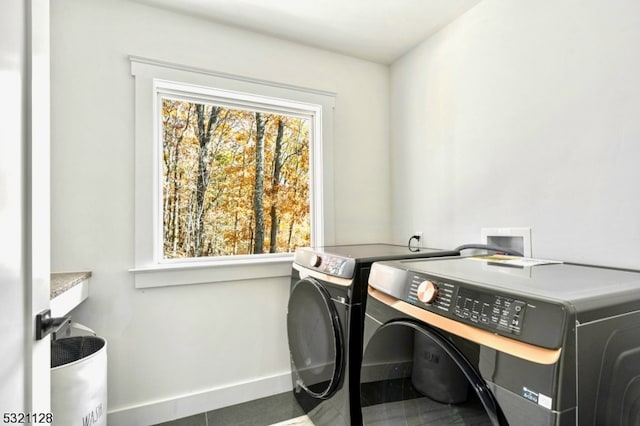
{"left": 130, "top": 57, "right": 336, "bottom": 287}
{"left": 160, "top": 91, "right": 312, "bottom": 259}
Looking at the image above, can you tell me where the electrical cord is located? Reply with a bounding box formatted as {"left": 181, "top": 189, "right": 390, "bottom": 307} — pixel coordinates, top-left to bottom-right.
{"left": 408, "top": 235, "right": 421, "bottom": 252}
{"left": 454, "top": 243, "right": 523, "bottom": 257}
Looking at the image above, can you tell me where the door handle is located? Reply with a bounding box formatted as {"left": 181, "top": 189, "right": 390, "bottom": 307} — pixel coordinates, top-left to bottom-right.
{"left": 35, "top": 309, "right": 71, "bottom": 340}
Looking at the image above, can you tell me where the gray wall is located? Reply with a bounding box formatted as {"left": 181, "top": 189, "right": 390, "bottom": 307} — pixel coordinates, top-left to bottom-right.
{"left": 390, "top": 0, "right": 640, "bottom": 268}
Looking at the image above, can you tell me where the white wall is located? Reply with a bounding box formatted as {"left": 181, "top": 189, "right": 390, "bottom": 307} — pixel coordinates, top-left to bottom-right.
{"left": 390, "top": 0, "right": 640, "bottom": 268}
{"left": 50, "top": 0, "right": 389, "bottom": 424}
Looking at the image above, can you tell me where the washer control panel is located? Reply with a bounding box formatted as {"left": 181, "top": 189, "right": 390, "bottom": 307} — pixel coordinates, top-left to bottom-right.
{"left": 454, "top": 287, "right": 526, "bottom": 335}
{"left": 402, "top": 272, "right": 566, "bottom": 348}
{"left": 407, "top": 274, "right": 454, "bottom": 313}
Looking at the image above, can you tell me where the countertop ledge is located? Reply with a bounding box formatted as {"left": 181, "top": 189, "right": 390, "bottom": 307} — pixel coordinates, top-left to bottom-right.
{"left": 51, "top": 271, "right": 92, "bottom": 300}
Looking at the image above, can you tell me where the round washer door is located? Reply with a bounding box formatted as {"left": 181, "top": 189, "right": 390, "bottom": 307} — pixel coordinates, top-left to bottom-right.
{"left": 287, "top": 277, "right": 344, "bottom": 399}
{"left": 360, "top": 320, "right": 505, "bottom": 425}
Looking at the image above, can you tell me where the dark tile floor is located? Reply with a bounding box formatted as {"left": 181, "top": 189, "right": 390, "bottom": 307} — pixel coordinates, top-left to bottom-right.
{"left": 153, "top": 391, "right": 306, "bottom": 426}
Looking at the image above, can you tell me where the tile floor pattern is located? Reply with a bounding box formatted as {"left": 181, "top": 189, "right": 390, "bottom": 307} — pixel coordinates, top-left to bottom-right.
{"left": 153, "top": 391, "right": 312, "bottom": 426}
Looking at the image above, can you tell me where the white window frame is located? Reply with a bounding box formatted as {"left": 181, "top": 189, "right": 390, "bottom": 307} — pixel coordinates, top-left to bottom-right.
{"left": 129, "top": 57, "right": 336, "bottom": 288}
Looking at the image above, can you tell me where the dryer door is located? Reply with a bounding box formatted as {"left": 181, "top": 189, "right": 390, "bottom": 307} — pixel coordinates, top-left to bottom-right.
{"left": 360, "top": 320, "right": 506, "bottom": 425}
{"left": 287, "top": 277, "right": 344, "bottom": 399}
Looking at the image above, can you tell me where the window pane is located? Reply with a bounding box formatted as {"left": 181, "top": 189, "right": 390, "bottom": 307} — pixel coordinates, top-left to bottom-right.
{"left": 161, "top": 97, "right": 311, "bottom": 259}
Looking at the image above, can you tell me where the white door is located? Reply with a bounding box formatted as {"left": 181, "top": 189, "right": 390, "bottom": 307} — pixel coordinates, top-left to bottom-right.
{"left": 0, "top": 0, "right": 51, "bottom": 419}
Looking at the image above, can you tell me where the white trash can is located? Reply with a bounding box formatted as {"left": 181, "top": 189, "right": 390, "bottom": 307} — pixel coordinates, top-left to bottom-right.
{"left": 51, "top": 335, "right": 107, "bottom": 426}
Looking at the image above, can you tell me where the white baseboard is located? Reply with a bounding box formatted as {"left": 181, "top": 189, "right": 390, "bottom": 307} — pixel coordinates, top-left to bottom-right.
{"left": 107, "top": 371, "right": 293, "bottom": 426}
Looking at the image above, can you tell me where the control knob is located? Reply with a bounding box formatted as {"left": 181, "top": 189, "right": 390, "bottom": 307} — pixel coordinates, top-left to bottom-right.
{"left": 309, "top": 254, "right": 322, "bottom": 268}
{"left": 417, "top": 280, "right": 438, "bottom": 304}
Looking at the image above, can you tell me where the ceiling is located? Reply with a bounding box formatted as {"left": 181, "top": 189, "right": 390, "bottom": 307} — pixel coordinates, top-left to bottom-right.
{"left": 129, "top": 0, "right": 483, "bottom": 64}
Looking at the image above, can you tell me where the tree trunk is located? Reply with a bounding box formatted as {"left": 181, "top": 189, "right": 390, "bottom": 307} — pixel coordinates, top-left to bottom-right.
{"left": 194, "top": 104, "right": 219, "bottom": 257}
{"left": 269, "top": 118, "right": 284, "bottom": 253}
{"left": 287, "top": 219, "right": 294, "bottom": 252}
{"left": 253, "top": 112, "right": 266, "bottom": 254}
{"left": 172, "top": 181, "right": 181, "bottom": 255}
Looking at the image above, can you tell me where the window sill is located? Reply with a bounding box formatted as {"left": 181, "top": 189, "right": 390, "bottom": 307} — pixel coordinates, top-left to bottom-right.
{"left": 130, "top": 255, "right": 294, "bottom": 289}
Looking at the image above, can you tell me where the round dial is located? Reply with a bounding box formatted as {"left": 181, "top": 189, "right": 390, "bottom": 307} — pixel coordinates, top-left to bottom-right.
{"left": 309, "top": 254, "right": 322, "bottom": 268}
{"left": 417, "top": 280, "right": 438, "bottom": 304}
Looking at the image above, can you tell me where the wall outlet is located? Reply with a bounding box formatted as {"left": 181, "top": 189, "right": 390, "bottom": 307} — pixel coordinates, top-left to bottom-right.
{"left": 481, "top": 227, "right": 532, "bottom": 257}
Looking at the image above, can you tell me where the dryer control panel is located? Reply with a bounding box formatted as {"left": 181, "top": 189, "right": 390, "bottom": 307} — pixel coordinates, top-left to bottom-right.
{"left": 294, "top": 249, "right": 356, "bottom": 279}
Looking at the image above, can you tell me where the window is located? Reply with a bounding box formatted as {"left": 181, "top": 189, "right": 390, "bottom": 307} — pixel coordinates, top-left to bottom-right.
{"left": 159, "top": 84, "right": 313, "bottom": 259}
{"left": 130, "top": 57, "right": 336, "bottom": 287}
